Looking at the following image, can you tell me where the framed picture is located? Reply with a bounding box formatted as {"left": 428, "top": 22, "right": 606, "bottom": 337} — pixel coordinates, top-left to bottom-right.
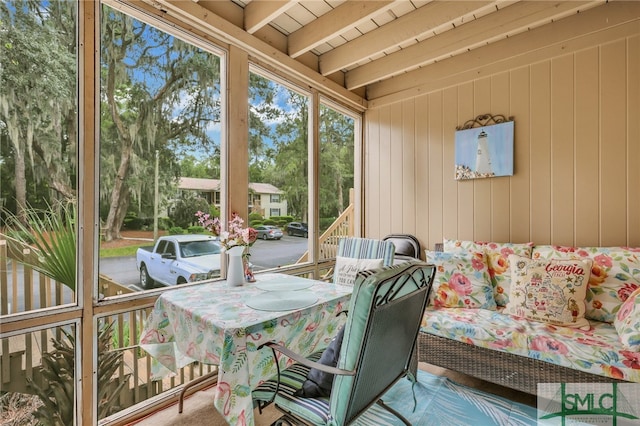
{"left": 454, "top": 120, "right": 514, "bottom": 180}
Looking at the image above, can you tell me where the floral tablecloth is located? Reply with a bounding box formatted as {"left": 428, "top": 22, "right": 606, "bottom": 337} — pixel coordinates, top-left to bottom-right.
{"left": 140, "top": 273, "right": 351, "bottom": 425}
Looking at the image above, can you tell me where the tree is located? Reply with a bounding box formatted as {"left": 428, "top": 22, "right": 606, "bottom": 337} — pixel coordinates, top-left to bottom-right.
{"left": 170, "top": 194, "right": 209, "bottom": 229}
{"left": 246, "top": 75, "right": 355, "bottom": 224}
{"left": 269, "top": 93, "right": 309, "bottom": 221}
{"left": 0, "top": 1, "right": 78, "bottom": 221}
{"left": 247, "top": 72, "right": 280, "bottom": 184}
{"left": 180, "top": 154, "right": 221, "bottom": 179}
{"left": 319, "top": 106, "right": 355, "bottom": 218}
{"left": 99, "top": 5, "right": 221, "bottom": 241}
{"left": 248, "top": 73, "right": 310, "bottom": 221}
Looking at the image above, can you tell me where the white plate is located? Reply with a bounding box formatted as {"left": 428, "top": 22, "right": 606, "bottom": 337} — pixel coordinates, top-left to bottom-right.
{"left": 254, "top": 281, "right": 313, "bottom": 292}
{"left": 245, "top": 291, "right": 318, "bottom": 312}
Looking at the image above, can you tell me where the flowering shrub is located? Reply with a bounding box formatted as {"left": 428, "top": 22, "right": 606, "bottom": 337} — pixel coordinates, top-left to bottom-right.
{"left": 195, "top": 211, "right": 258, "bottom": 252}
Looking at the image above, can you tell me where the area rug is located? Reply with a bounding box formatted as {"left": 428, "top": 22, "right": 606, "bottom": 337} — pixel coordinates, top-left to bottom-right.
{"left": 354, "top": 370, "right": 537, "bottom": 426}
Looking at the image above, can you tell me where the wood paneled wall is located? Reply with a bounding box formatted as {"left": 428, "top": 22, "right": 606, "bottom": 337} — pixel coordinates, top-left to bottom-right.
{"left": 364, "top": 33, "right": 640, "bottom": 253}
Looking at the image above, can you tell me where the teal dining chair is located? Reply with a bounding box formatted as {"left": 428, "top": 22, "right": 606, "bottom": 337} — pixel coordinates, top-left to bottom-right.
{"left": 253, "top": 262, "right": 436, "bottom": 425}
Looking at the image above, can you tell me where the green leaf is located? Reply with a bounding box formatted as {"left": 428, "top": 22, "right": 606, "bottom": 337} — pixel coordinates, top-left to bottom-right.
{"left": 3, "top": 200, "right": 77, "bottom": 291}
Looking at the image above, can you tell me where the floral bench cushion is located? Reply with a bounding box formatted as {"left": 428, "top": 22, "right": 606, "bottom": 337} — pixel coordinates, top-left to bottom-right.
{"left": 421, "top": 307, "right": 640, "bottom": 383}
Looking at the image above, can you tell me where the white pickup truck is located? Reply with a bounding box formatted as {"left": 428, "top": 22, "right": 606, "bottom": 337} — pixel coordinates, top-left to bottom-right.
{"left": 136, "top": 234, "right": 222, "bottom": 289}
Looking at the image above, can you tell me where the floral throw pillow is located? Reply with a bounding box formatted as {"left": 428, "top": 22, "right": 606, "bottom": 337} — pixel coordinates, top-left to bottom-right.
{"left": 425, "top": 250, "right": 495, "bottom": 309}
{"left": 532, "top": 245, "right": 640, "bottom": 323}
{"left": 443, "top": 239, "right": 534, "bottom": 306}
{"left": 504, "top": 255, "right": 592, "bottom": 330}
{"left": 614, "top": 287, "right": 640, "bottom": 351}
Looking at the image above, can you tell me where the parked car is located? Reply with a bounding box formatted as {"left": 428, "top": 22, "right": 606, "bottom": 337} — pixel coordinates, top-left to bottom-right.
{"left": 286, "top": 222, "right": 308, "bottom": 238}
{"left": 254, "top": 225, "right": 283, "bottom": 240}
{"left": 136, "top": 234, "right": 222, "bottom": 289}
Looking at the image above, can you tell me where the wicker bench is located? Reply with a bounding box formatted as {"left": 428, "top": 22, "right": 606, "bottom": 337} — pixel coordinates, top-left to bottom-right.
{"left": 417, "top": 332, "right": 624, "bottom": 395}
{"left": 416, "top": 242, "right": 635, "bottom": 395}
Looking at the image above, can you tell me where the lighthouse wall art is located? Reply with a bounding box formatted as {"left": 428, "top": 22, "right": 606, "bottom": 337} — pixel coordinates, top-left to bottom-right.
{"left": 454, "top": 121, "right": 514, "bottom": 180}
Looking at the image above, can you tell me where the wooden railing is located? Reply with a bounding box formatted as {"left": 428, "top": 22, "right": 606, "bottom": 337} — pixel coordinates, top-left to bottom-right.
{"left": 296, "top": 188, "right": 355, "bottom": 264}
{"left": 0, "top": 238, "right": 72, "bottom": 314}
{"left": 0, "top": 238, "right": 131, "bottom": 313}
{"left": 0, "top": 238, "right": 216, "bottom": 422}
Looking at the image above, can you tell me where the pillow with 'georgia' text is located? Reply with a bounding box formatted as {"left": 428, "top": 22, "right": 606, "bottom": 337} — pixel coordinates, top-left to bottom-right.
{"left": 504, "top": 254, "right": 592, "bottom": 330}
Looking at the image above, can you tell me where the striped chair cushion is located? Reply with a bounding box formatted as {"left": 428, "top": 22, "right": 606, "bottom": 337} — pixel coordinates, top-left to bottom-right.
{"left": 253, "top": 352, "right": 331, "bottom": 425}
{"left": 333, "top": 238, "right": 395, "bottom": 285}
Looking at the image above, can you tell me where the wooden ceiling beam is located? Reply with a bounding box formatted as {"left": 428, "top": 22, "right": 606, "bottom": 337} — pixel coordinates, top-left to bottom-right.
{"left": 319, "top": 0, "right": 497, "bottom": 76}
{"left": 367, "top": 0, "right": 637, "bottom": 102}
{"left": 346, "top": 0, "right": 597, "bottom": 90}
{"left": 287, "top": 0, "right": 395, "bottom": 59}
{"left": 245, "top": 0, "right": 298, "bottom": 34}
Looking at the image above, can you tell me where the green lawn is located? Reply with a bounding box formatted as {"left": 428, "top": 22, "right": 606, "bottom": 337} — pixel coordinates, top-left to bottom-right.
{"left": 99, "top": 245, "right": 143, "bottom": 258}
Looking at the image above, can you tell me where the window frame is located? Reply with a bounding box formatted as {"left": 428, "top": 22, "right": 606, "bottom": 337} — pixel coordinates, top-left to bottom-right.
{"left": 0, "top": 2, "right": 364, "bottom": 424}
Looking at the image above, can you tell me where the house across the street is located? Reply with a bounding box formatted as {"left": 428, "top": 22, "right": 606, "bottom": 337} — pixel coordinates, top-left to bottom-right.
{"left": 178, "top": 177, "right": 287, "bottom": 218}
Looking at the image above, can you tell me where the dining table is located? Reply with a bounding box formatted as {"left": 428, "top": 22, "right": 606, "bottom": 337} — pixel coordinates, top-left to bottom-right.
{"left": 139, "top": 272, "right": 352, "bottom": 426}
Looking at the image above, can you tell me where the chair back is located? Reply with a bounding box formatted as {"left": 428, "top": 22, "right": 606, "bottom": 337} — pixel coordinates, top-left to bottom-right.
{"left": 332, "top": 237, "right": 395, "bottom": 283}
{"left": 329, "top": 262, "right": 436, "bottom": 425}
{"left": 382, "top": 234, "right": 422, "bottom": 260}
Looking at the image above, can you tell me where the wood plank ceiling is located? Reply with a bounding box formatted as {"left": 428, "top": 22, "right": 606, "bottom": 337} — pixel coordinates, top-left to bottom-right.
{"left": 146, "top": 0, "right": 606, "bottom": 101}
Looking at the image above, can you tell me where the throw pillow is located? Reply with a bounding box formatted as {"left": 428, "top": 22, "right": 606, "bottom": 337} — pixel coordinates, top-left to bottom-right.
{"left": 504, "top": 254, "right": 592, "bottom": 329}
{"left": 532, "top": 245, "right": 640, "bottom": 324}
{"left": 295, "top": 326, "right": 345, "bottom": 398}
{"left": 614, "top": 287, "right": 640, "bottom": 351}
{"left": 425, "top": 250, "right": 495, "bottom": 309}
{"left": 443, "top": 239, "right": 534, "bottom": 307}
{"left": 334, "top": 256, "right": 383, "bottom": 287}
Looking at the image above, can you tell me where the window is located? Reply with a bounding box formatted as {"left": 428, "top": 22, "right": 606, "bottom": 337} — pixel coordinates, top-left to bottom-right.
{"left": 0, "top": 0, "right": 78, "bottom": 315}
{"left": 318, "top": 101, "right": 358, "bottom": 259}
{"left": 1, "top": 324, "right": 78, "bottom": 423}
{"left": 161, "top": 241, "right": 176, "bottom": 256}
{"left": 250, "top": 193, "right": 261, "bottom": 204}
{"left": 0, "top": 1, "right": 79, "bottom": 420}
{"left": 94, "top": 3, "right": 224, "bottom": 420}
{"left": 99, "top": 4, "right": 223, "bottom": 292}
{"left": 0, "top": 2, "right": 362, "bottom": 423}
{"left": 248, "top": 68, "right": 310, "bottom": 267}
